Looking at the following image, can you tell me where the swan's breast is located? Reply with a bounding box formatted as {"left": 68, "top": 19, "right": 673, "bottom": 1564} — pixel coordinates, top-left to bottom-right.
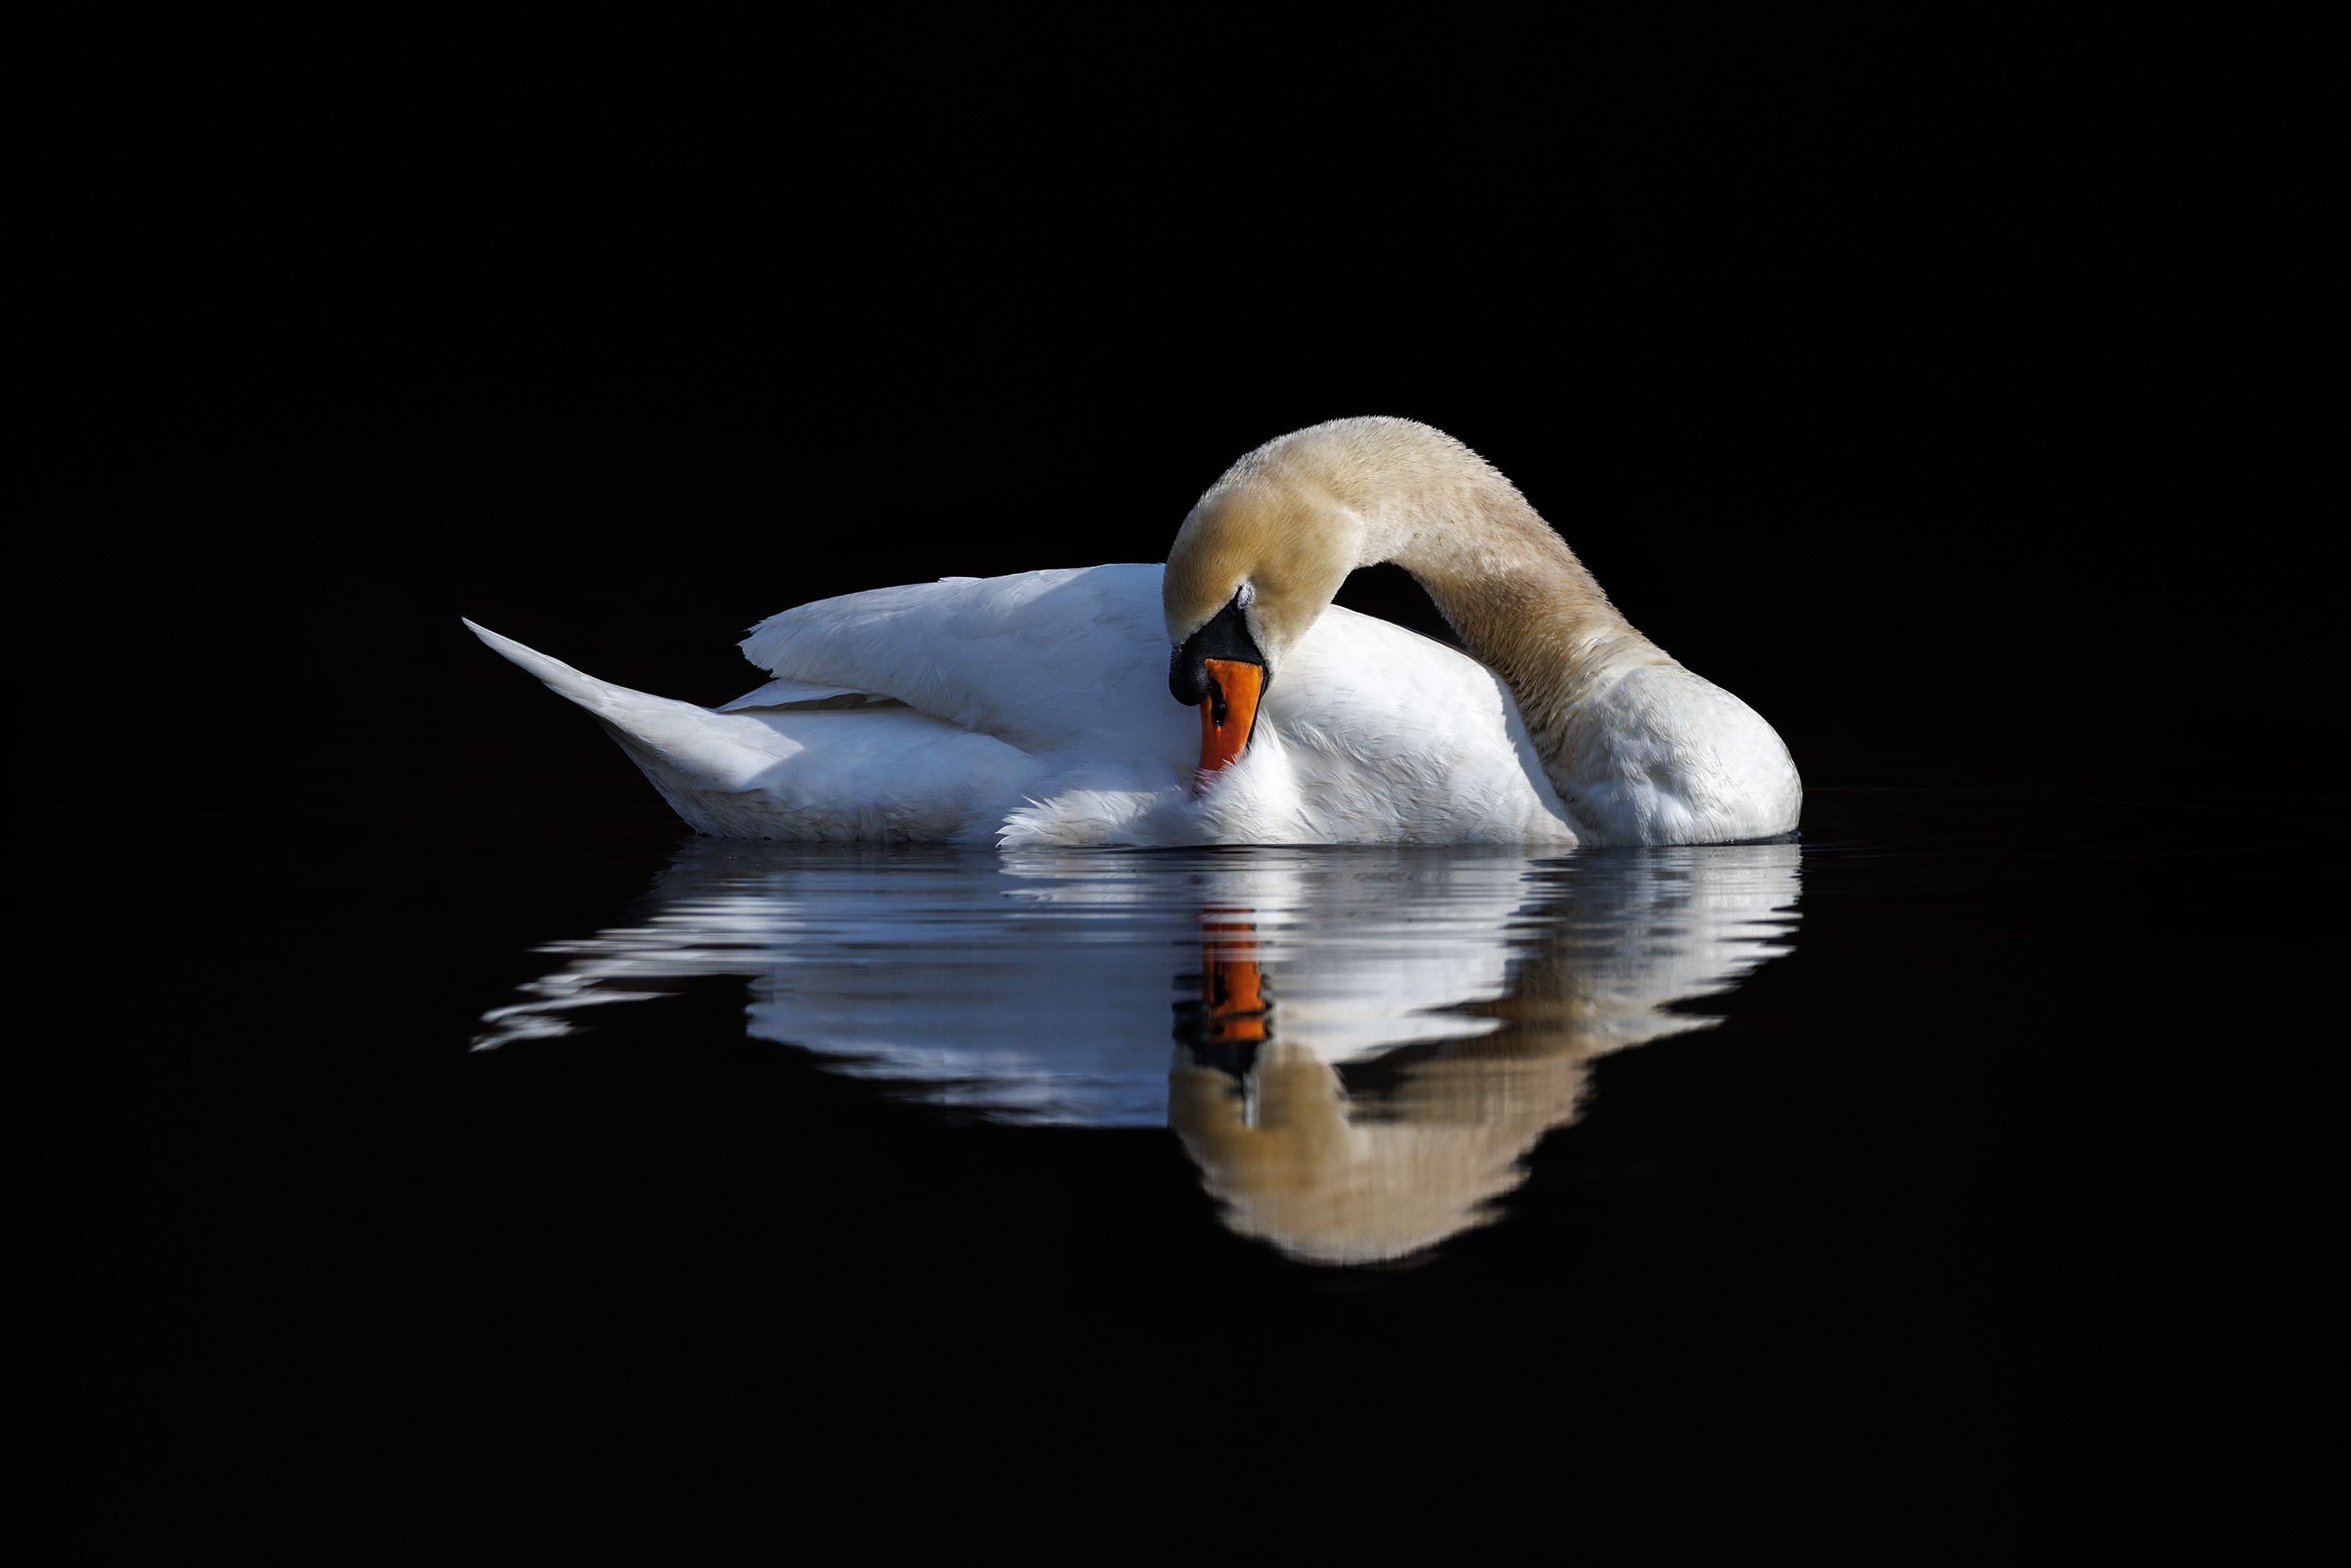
{"left": 1557, "top": 665, "right": 1802, "bottom": 844}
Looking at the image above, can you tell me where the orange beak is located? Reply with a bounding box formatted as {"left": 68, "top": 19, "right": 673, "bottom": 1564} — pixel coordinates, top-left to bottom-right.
{"left": 1196, "top": 657, "right": 1265, "bottom": 784}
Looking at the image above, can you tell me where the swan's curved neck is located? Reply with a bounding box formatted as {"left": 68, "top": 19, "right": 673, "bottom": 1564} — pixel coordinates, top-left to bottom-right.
{"left": 1321, "top": 438, "right": 1670, "bottom": 738}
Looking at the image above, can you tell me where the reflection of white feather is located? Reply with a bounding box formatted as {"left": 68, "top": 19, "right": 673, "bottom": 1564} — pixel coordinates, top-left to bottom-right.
{"left": 474, "top": 844, "right": 1798, "bottom": 1132}
{"left": 1528, "top": 849, "right": 1805, "bottom": 1053}
{"left": 471, "top": 842, "right": 1801, "bottom": 1262}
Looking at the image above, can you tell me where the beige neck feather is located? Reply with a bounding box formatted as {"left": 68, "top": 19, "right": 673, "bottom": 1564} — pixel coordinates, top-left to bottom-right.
{"left": 1264, "top": 418, "right": 1675, "bottom": 749}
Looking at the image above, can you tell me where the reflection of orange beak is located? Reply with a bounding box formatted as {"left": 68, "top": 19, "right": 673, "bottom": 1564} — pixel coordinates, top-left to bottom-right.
{"left": 1196, "top": 657, "right": 1265, "bottom": 786}
{"left": 1202, "top": 912, "right": 1268, "bottom": 1044}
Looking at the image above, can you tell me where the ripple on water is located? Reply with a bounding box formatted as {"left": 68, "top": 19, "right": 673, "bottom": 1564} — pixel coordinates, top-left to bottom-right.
{"left": 471, "top": 839, "right": 1802, "bottom": 1265}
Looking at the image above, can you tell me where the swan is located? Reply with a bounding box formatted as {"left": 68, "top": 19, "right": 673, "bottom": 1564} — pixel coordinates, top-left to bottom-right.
{"left": 468, "top": 416, "right": 1800, "bottom": 846}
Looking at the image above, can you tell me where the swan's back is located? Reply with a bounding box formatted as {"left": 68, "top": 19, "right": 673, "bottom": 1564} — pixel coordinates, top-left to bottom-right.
{"left": 476, "top": 565, "right": 1586, "bottom": 846}
{"left": 737, "top": 564, "right": 1190, "bottom": 764}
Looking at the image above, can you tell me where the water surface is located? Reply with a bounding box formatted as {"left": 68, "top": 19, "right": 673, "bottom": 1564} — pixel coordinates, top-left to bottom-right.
{"left": 472, "top": 843, "right": 1799, "bottom": 1262}
{"left": 125, "top": 781, "right": 2238, "bottom": 1550}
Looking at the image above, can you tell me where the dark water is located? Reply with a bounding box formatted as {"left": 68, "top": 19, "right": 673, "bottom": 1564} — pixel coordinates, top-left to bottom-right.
{"left": 471, "top": 839, "right": 1804, "bottom": 1261}
{"left": 102, "top": 778, "right": 2290, "bottom": 1552}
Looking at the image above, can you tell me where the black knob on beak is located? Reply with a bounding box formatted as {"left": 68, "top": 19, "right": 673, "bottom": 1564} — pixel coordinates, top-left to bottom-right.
{"left": 1168, "top": 595, "right": 1265, "bottom": 706}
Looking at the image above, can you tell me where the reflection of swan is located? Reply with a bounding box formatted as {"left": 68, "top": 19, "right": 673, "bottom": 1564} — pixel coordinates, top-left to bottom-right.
{"left": 476, "top": 844, "right": 1798, "bottom": 1263}
{"left": 1168, "top": 849, "right": 1801, "bottom": 1263}
{"left": 477, "top": 847, "right": 1542, "bottom": 1122}
{"left": 467, "top": 417, "right": 1799, "bottom": 846}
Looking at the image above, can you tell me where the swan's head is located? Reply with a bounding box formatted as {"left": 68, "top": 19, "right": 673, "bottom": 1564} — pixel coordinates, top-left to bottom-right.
{"left": 1163, "top": 474, "right": 1365, "bottom": 780}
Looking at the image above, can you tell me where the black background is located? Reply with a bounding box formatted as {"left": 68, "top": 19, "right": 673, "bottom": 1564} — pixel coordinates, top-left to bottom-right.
{"left": 37, "top": 17, "right": 2232, "bottom": 793}
{"left": 32, "top": 18, "right": 2321, "bottom": 1558}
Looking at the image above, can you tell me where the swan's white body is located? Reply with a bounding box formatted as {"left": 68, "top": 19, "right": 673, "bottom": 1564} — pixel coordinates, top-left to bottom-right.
{"left": 472, "top": 419, "right": 1801, "bottom": 846}
{"left": 468, "top": 562, "right": 1796, "bottom": 849}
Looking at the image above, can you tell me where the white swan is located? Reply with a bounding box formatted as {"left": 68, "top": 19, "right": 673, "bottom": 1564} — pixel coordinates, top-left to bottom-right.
{"left": 470, "top": 417, "right": 1800, "bottom": 846}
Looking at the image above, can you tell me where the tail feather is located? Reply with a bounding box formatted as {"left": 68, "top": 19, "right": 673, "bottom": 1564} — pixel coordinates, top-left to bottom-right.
{"left": 462, "top": 619, "right": 1039, "bottom": 840}
{"left": 463, "top": 619, "right": 792, "bottom": 819}
{"left": 462, "top": 619, "right": 640, "bottom": 716}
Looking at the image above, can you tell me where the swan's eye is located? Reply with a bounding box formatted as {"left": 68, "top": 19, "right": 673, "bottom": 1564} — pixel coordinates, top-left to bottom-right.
{"left": 1233, "top": 581, "right": 1255, "bottom": 610}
